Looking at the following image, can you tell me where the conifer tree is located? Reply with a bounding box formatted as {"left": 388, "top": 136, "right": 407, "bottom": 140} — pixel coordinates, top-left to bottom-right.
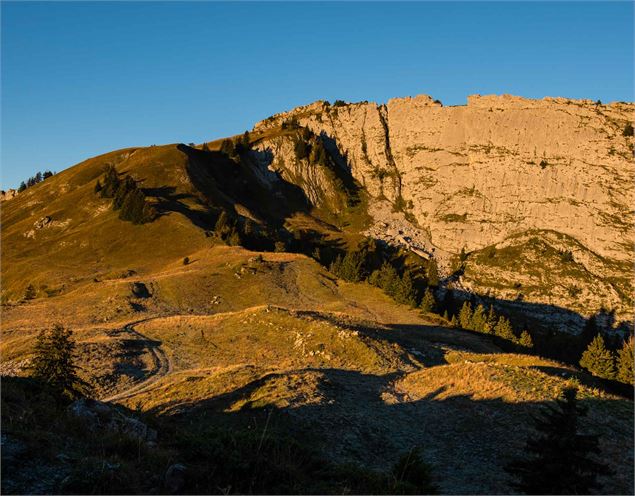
{"left": 395, "top": 271, "right": 417, "bottom": 307}
{"left": 94, "top": 179, "right": 102, "bottom": 193}
{"left": 458, "top": 301, "right": 473, "bottom": 329}
{"left": 30, "top": 324, "right": 88, "bottom": 399}
{"left": 471, "top": 304, "right": 487, "bottom": 332}
{"left": 505, "top": 388, "right": 610, "bottom": 494}
{"left": 494, "top": 316, "right": 516, "bottom": 342}
{"left": 617, "top": 335, "right": 634, "bottom": 385}
{"left": 449, "top": 315, "right": 458, "bottom": 327}
{"left": 18, "top": 181, "right": 27, "bottom": 192}
{"left": 426, "top": 258, "right": 440, "bottom": 287}
{"left": 518, "top": 330, "right": 534, "bottom": 349}
{"left": 335, "top": 250, "right": 365, "bottom": 283}
{"left": 484, "top": 305, "right": 497, "bottom": 333}
{"left": 442, "top": 309, "right": 449, "bottom": 321}
{"left": 579, "top": 334, "right": 616, "bottom": 380}
{"left": 420, "top": 288, "right": 436, "bottom": 313}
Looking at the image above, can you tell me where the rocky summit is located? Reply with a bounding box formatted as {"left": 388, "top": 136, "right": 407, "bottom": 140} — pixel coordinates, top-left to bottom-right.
{"left": 1, "top": 94, "right": 633, "bottom": 495}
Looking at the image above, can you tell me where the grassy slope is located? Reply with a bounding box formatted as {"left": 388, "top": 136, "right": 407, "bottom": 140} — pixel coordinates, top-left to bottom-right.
{"left": 1, "top": 141, "right": 633, "bottom": 494}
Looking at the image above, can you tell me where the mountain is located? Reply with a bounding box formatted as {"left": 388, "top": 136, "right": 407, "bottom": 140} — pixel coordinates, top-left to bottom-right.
{"left": 1, "top": 94, "right": 633, "bottom": 494}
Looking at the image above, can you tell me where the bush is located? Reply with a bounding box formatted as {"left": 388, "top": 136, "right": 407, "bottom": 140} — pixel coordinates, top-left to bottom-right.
{"left": 390, "top": 447, "right": 438, "bottom": 494}
{"left": 183, "top": 257, "right": 190, "bottom": 265}
{"left": 579, "top": 334, "right": 616, "bottom": 380}
{"left": 623, "top": 122, "right": 634, "bottom": 137}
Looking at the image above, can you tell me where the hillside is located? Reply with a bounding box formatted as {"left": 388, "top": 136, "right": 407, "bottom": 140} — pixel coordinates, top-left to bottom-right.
{"left": 1, "top": 93, "right": 634, "bottom": 494}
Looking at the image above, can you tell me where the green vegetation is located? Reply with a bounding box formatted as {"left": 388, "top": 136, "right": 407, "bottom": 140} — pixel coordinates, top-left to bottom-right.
{"left": 579, "top": 334, "right": 616, "bottom": 380}
{"left": 29, "top": 324, "right": 88, "bottom": 399}
{"left": 97, "top": 165, "right": 156, "bottom": 224}
{"left": 16, "top": 170, "right": 54, "bottom": 192}
{"left": 419, "top": 288, "right": 436, "bottom": 314}
{"left": 617, "top": 336, "right": 634, "bottom": 385}
{"left": 622, "top": 122, "right": 634, "bottom": 137}
{"left": 505, "top": 388, "right": 610, "bottom": 494}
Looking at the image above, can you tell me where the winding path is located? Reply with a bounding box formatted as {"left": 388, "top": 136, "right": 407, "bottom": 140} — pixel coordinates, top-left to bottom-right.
{"left": 101, "top": 318, "right": 173, "bottom": 403}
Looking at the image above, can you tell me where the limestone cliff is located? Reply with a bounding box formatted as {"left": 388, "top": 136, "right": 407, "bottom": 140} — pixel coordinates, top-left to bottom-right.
{"left": 252, "top": 95, "right": 634, "bottom": 327}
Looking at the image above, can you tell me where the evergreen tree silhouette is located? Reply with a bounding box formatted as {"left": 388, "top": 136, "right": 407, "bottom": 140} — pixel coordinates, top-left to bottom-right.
{"left": 30, "top": 324, "right": 88, "bottom": 399}
{"left": 505, "top": 388, "right": 611, "bottom": 494}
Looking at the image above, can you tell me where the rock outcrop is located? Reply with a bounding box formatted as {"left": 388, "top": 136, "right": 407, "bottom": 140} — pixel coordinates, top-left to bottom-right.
{"left": 0, "top": 189, "right": 18, "bottom": 202}
{"left": 253, "top": 94, "right": 634, "bottom": 325}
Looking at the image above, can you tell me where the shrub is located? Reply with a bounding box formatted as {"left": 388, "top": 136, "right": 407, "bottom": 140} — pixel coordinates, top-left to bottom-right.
{"left": 622, "top": 122, "right": 634, "bottom": 137}
{"left": 390, "top": 447, "right": 438, "bottom": 494}
{"left": 24, "top": 284, "right": 37, "bottom": 300}
{"left": 183, "top": 257, "right": 190, "bottom": 266}
{"left": 539, "top": 159, "right": 548, "bottom": 169}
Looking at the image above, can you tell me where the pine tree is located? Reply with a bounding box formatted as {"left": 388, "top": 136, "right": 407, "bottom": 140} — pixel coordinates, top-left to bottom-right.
{"left": 518, "top": 330, "right": 534, "bottom": 349}
{"left": 494, "top": 316, "right": 516, "bottom": 342}
{"left": 458, "top": 301, "right": 473, "bottom": 329}
{"left": 449, "top": 315, "right": 458, "bottom": 327}
{"left": 470, "top": 304, "right": 487, "bottom": 332}
{"left": 579, "top": 334, "right": 616, "bottom": 380}
{"left": 337, "top": 250, "right": 365, "bottom": 283}
{"left": 395, "top": 271, "right": 417, "bottom": 307}
{"left": 617, "top": 335, "right": 634, "bottom": 385}
{"left": 29, "top": 324, "right": 88, "bottom": 399}
{"left": 484, "top": 305, "right": 497, "bottom": 334}
{"left": 369, "top": 262, "right": 399, "bottom": 295}
{"left": 113, "top": 176, "right": 136, "bottom": 210}
{"left": 442, "top": 309, "right": 449, "bottom": 321}
{"left": 505, "top": 388, "right": 611, "bottom": 494}
{"left": 426, "top": 258, "right": 440, "bottom": 287}
{"left": 18, "top": 181, "right": 27, "bottom": 192}
{"left": 420, "top": 288, "right": 436, "bottom": 313}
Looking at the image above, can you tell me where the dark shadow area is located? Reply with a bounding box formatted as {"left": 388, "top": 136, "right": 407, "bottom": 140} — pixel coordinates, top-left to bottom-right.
{"left": 150, "top": 368, "right": 633, "bottom": 495}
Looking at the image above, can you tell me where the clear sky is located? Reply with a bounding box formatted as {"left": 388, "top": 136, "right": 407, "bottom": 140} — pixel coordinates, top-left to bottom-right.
{"left": 1, "top": 1, "right": 633, "bottom": 189}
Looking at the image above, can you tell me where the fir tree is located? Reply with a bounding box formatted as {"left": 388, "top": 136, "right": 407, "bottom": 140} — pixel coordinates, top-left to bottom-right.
{"left": 420, "top": 288, "right": 436, "bottom": 313}
{"left": 470, "top": 304, "right": 487, "bottom": 332}
{"left": 426, "top": 258, "right": 440, "bottom": 287}
{"left": 395, "top": 271, "right": 417, "bottom": 307}
{"left": 449, "top": 315, "right": 458, "bottom": 327}
{"left": 505, "top": 388, "right": 611, "bottom": 494}
{"left": 579, "top": 334, "right": 616, "bottom": 380}
{"left": 29, "top": 324, "right": 88, "bottom": 399}
{"left": 335, "top": 250, "right": 365, "bottom": 283}
{"left": 617, "top": 335, "right": 634, "bottom": 385}
{"left": 458, "top": 301, "right": 473, "bottom": 329}
{"left": 442, "top": 309, "right": 449, "bottom": 321}
{"left": 518, "top": 330, "right": 534, "bottom": 349}
{"left": 484, "top": 305, "right": 497, "bottom": 334}
{"left": 113, "top": 176, "right": 136, "bottom": 210}
{"left": 18, "top": 181, "right": 27, "bottom": 192}
{"left": 494, "top": 316, "right": 516, "bottom": 342}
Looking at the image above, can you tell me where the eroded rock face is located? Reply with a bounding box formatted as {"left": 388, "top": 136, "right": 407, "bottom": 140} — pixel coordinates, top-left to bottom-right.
{"left": 253, "top": 95, "right": 634, "bottom": 324}
{"left": 0, "top": 189, "right": 18, "bottom": 202}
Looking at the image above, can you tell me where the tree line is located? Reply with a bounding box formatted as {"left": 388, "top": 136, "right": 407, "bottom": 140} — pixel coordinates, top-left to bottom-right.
{"left": 17, "top": 170, "right": 54, "bottom": 192}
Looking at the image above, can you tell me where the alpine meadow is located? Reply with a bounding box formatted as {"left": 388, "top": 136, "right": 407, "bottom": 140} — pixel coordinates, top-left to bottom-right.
{"left": 1, "top": 2, "right": 633, "bottom": 495}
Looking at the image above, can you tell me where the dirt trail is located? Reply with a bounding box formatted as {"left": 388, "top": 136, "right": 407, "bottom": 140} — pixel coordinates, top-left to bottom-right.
{"left": 101, "top": 319, "right": 172, "bottom": 403}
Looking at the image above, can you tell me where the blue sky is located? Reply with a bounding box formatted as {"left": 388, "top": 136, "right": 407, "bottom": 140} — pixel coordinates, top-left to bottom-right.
{"left": 1, "top": 1, "right": 633, "bottom": 189}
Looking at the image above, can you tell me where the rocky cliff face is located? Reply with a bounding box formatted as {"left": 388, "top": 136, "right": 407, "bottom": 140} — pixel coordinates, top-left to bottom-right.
{"left": 252, "top": 95, "right": 634, "bottom": 327}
